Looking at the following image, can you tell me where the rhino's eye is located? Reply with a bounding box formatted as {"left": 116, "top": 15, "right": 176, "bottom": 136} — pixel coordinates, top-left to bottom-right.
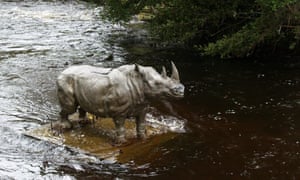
{"left": 155, "top": 81, "right": 162, "bottom": 86}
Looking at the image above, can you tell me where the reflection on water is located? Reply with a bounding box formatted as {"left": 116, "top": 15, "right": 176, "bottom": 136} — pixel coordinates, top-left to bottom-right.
{"left": 0, "top": 0, "right": 299, "bottom": 179}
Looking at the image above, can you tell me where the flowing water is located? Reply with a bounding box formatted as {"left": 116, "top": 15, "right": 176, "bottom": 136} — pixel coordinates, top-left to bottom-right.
{"left": 0, "top": 0, "right": 299, "bottom": 179}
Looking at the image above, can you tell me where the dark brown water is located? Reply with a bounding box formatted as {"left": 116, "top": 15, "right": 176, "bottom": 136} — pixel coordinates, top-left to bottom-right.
{"left": 0, "top": 0, "right": 299, "bottom": 179}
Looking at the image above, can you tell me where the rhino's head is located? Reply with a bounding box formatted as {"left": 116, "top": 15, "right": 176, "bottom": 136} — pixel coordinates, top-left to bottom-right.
{"left": 136, "top": 62, "right": 184, "bottom": 99}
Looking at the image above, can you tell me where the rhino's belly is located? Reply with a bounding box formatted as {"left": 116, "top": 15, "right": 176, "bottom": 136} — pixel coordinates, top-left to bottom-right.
{"left": 79, "top": 97, "right": 137, "bottom": 118}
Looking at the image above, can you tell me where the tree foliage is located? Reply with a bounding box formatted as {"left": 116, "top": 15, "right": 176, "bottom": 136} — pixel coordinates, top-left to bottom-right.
{"left": 98, "top": 0, "right": 300, "bottom": 58}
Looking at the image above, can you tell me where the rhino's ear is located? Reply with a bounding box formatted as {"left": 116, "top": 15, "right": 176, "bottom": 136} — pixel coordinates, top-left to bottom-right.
{"left": 161, "top": 66, "right": 167, "bottom": 78}
{"left": 134, "top": 64, "right": 140, "bottom": 73}
{"left": 134, "top": 64, "right": 143, "bottom": 77}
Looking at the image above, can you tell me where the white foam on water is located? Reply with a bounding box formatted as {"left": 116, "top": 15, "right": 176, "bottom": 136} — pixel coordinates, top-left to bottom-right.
{"left": 146, "top": 113, "right": 186, "bottom": 133}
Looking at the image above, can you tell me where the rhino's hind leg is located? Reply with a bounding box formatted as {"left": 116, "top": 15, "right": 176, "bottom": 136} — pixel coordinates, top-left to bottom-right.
{"left": 56, "top": 85, "right": 77, "bottom": 130}
{"left": 78, "top": 107, "right": 86, "bottom": 120}
{"left": 51, "top": 111, "right": 72, "bottom": 135}
{"left": 78, "top": 107, "right": 92, "bottom": 126}
{"left": 57, "top": 101, "right": 77, "bottom": 130}
{"left": 58, "top": 110, "right": 73, "bottom": 129}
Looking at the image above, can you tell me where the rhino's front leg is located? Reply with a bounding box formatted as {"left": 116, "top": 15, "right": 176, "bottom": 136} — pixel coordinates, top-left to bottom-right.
{"left": 136, "top": 109, "right": 147, "bottom": 139}
{"left": 114, "top": 117, "right": 127, "bottom": 144}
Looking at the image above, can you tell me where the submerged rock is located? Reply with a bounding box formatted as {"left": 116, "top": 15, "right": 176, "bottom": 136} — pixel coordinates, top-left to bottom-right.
{"left": 24, "top": 112, "right": 183, "bottom": 165}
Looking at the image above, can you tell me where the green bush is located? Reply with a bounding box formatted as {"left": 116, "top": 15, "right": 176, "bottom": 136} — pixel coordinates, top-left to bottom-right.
{"left": 100, "top": 0, "right": 300, "bottom": 58}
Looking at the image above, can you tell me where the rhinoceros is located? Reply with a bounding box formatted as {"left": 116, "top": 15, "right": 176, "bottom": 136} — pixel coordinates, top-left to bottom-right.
{"left": 56, "top": 62, "right": 184, "bottom": 143}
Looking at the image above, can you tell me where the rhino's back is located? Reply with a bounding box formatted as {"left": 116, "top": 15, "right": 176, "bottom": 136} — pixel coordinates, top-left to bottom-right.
{"left": 60, "top": 65, "right": 112, "bottom": 77}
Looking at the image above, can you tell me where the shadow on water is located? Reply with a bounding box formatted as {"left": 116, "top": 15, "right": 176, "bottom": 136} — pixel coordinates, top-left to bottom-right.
{"left": 0, "top": 0, "right": 300, "bottom": 179}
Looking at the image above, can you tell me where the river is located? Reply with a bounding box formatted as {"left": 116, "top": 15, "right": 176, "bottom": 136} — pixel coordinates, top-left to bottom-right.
{"left": 0, "top": 0, "right": 299, "bottom": 179}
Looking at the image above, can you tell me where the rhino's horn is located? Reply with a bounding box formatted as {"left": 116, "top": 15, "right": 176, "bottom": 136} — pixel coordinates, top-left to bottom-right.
{"left": 161, "top": 66, "right": 167, "bottom": 78}
{"left": 171, "top": 61, "right": 180, "bottom": 81}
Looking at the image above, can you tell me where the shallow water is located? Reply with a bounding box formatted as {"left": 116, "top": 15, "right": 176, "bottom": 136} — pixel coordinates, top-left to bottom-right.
{"left": 0, "top": 0, "right": 300, "bottom": 179}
